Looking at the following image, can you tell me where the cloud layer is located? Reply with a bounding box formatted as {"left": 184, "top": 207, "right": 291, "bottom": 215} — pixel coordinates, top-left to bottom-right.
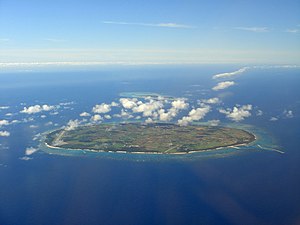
{"left": 102, "top": 21, "right": 195, "bottom": 29}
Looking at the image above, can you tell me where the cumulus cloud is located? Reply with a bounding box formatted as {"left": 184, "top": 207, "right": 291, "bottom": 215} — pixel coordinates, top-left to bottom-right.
{"left": 119, "top": 98, "right": 138, "bottom": 109}
{"left": 110, "top": 102, "right": 119, "bottom": 107}
{"left": 219, "top": 105, "right": 252, "bottom": 122}
{"left": 145, "top": 118, "right": 154, "bottom": 124}
{"left": 283, "top": 110, "right": 294, "bottom": 118}
{"left": 0, "top": 120, "right": 9, "bottom": 127}
{"left": 207, "top": 120, "right": 220, "bottom": 126}
{"left": 132, "top": 99, "right": 164, "bottom": 117}
{"left": 92, "top": 101, "right": 119, "bottom": 114}
{"left": 25, "top": 147, "right": 38, "bottom": 155}
{"left": 0, "top": 131, "right": 10, "bottom": 137}
{"left": 91, "top": 114, "right": 103, "bottom": 122}
{"left": 212, "top": 81, "right": 235, "bottom": 91}
{"left": 92, "top": 103, "right": 111, "bottom": 114}
{"left": 80, "top": 112, "right": 90, "bottom": 117}
{"left": 270, "top": 117, "right": 278, "bottom": 121}
{"left": 171, "top": 99, "right": 189, "bottom": 109}
{"left": 256, "top": 110, "right": 263, "bottom": 116}
{"left": 21, "top": 104, "right": 55, "bottom": 114}
{"left": 201, "top": 97, "right": 220, "bottom": 104}
{"left": 178, "top": 105, "right": 211, "bottom": 126}
{"left": 114, "top": 109, "right": 134, "bottom": 119}
{"left": 117, "top": 97, "right": 189, "bottom": 122}
{"left": 213, "top": 67, "right": 249, "bottom": 79}
{"left": 157, "top": 99, "right": 189, "bottom": 122}
{"left": 65, "top": 119, "right": 80, "bottom": 131}
{"left": 104, "top": 115, "right": 111, "bottom": 119}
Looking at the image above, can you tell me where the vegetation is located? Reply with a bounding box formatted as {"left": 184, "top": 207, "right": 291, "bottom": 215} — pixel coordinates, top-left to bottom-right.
{"left": 45, "top": 123, "right": 255, "bottom": 154}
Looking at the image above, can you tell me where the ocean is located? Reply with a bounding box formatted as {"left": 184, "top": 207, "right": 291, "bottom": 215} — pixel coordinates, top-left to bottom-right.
{"left": 0, "top": 65, "right": 299, "bottom": 225}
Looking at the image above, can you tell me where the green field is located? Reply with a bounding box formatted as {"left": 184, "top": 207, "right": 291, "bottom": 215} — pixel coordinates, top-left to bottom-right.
{"left": 45, "top": 123, "right": 255, "bottom": 154}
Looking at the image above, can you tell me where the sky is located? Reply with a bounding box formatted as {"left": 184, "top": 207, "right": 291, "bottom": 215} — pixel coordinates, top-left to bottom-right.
{"left": 0, "top": 0, "right": 299, "bottom": 68}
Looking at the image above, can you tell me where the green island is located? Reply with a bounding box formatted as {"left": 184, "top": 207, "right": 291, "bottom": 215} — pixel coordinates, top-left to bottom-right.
{"left": 45, "top": 123, "right": 256, "bottom": 154}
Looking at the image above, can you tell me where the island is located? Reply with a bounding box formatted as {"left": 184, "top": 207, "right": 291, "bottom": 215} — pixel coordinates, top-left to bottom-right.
{"left": 45, "top": 123, "right": 256, "bottom": 154}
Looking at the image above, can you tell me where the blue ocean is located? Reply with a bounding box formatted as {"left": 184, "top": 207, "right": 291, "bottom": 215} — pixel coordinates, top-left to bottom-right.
{"left": 0, "top": 65, "right": 299, "bottom": 225}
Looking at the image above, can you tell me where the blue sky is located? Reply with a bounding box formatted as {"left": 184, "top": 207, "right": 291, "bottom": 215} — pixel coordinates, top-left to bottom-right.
{"left": 0, "top": 0, "right": 299, "bottom": 67}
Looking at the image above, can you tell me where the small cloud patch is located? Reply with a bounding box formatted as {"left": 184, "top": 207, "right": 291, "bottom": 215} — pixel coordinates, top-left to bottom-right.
{"left": 212, "top": 81, "right": 235, "bottom": 91}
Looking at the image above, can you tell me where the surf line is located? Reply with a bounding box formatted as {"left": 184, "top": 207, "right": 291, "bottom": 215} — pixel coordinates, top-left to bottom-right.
{"left": 257, "top": 144, "right": 285, "bottom": 154}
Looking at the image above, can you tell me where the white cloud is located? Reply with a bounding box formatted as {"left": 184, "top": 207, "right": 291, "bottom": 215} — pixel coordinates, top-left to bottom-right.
{"left": 80, "top": 112, "right": 91, "bottom": 117}
{"left": 158, "top": 109, "right": 172, "bottom": 121}
{"left": 171, "top": 99, "right": 189, "bottom": 110}
{"left": 219, "top": 105, "right": 252, "bottom": 122}
{"left": 102, "top": 21, "right": 195, "bottom": 29}
{"left": 283, "top": 110, "right": 294, "bottom": 118}
{"left": 42, "top": 105, "right": 55, "bottom": 111}
{"left": 213, "top": 67, "right": 249, "bottom": 79}
{"left": 0, "top": 120, "right": 9, "bottom": 127}
{"left": 256, "top": 110, "right": 263, "bottom": 116}
{"left": 132, "top": 99, "right": 164, "bottom": 117}
{"left": 114, "top": 109, "right": 134, "bottom": 119}
{"left": 207, "top": 120, "right": 220, "bottom": 126}
{"left": 65, "top": 119, "right": 80, "bottom": 131}
{"left": 104, "top": 115, "right": 111, "bottom": 119}
{"left": 0, "top": 131, "right": 10, "bottom": 137}
{"left": 201, "top": 97, "right": 220, "bottom": 104}
{"left": 212, "top": 81, "right": 235, "bottom": 91}
{"left": 285, "top": 29, "right": 299, "bottom": 33}
{"left": 25, "top": 147, "right": 38, "bottom": 155}
{"left": 91, "top": 114, "right": 103, "bottom": 122}
{"left": 45, "top": 121, "right": 53, "bottom": 126}
{"left": 50, "top": 111, "right": 59, "bottom": 115}
{"left": 119, "top": 98, "right": 138, "bottom": 109}
{"left": 270, "top": 117, "right": 278, "bottom": 121}
{"left": 0, "top": 106, "right": 10, "bottom": 110}
{"left": 111, "top": 101, "right": 119, "bottom": 107}
{"left": 21, "top": 104, "right": 55, "bottom": 114}
{"left": 59, "top": 101, "right": 75, "bottom": 106}
{"left": 235, "top": 27, "right": 269, "bottom": 32}
{"left": 92, "top": 103, "right": 111, "bottom": 114}
{"left": 19, "top": 156, "right": 32, "bottom": 161}
{"left": 157, "top": 99, "right": 189, "bottom": 121}
{"left": 178, "top": 105, "right": 210, "bottom": 126}
{"left": 145, "top": 118, "right": 154, "bottom": 124}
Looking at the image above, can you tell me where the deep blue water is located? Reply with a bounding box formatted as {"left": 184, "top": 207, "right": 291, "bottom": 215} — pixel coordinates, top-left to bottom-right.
{"left": 0, "top": 65, "right": 299, "bottom": 225}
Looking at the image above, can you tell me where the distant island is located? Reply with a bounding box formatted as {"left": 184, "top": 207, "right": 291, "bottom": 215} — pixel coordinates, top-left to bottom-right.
{"left": 44, "top": 123, "right": 256, "bottom": 154}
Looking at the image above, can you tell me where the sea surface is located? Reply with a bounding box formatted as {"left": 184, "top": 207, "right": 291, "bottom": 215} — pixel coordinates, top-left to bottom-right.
{"left": 0, "top": 65, "right": 299, "bottom": 225}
